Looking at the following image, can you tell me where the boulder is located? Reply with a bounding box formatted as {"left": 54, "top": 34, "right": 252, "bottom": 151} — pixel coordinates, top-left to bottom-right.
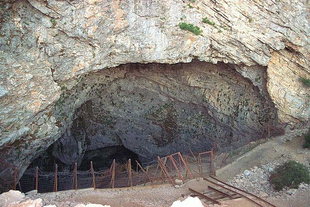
{"left": 0, "top": 190, "right": 25, "bottom": 207}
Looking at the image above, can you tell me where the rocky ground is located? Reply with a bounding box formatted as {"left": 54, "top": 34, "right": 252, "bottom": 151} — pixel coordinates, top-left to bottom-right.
{"left": 228, "top": 162, "right": 310, "bottom": 198}
{"left": 221, "top": 129, "right": 310, "bottom": 207}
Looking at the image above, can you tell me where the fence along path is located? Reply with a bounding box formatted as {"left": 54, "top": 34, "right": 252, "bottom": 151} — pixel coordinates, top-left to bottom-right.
{"left": 17, "top": 150, "right": 215, "bottom": 193}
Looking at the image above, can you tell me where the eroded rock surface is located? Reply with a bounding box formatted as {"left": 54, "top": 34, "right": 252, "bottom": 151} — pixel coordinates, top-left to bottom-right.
{"left": 0, "top": 0, "right": 309, "bottom": 191}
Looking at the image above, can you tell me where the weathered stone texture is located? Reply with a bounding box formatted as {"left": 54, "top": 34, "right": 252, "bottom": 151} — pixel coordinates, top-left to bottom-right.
{"left": 267, "top": 49, "right": 309, "bottom": 126}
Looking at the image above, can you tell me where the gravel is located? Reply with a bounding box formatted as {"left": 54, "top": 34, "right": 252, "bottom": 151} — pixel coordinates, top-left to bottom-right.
{"left": 228, "top": 160, "right": 310, "bottom": 198}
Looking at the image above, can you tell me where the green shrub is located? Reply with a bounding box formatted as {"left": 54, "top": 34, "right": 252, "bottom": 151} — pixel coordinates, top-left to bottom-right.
{"left": 179, "top": 22, "right": 202, "bottom": 35}
{"left": 269, "top": 161, "right": 310, "bottom": 191}
{"left": 202, "top": 17, "right": 215, "bottom": 26}
{"left": 300, "top": 77, "right": 310, "bottom": 87}
{"left": 187, "top": 3, "right": 194, "bottom": 8}
{"left": 50, "top": 18, "right": 57, "bottom": 27}
{"left": 303, "top": 129, "right": 310, "bottom": 148}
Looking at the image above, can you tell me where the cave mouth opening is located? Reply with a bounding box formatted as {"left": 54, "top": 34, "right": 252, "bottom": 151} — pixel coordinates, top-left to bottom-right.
{"left": 26, "top": 61, "right": 281, "bottom": 173}
{"left": 79, "top": 145, "right": 140, "bottom": 171}
{"left": 18, "top": 61, "right": 282, "bottom": 192}
{"left": 18, "top": 144, "right": 141, "bottom": 193}
{"left": 27, "top": 144, "right": 140, "bottom": 172}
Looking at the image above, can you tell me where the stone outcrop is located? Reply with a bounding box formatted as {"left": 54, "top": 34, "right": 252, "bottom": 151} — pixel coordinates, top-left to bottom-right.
{"left": 267, "top": 49, "right": 309, "bottom": 126}
{"left": 0, "top": 0, "right": 309, "bottom": 191}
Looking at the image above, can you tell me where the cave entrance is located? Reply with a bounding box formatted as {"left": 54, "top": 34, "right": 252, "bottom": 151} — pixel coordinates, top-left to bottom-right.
{"left": 26, "top": 144, "right": 140, "bottom": 172}
{"left": 18, "top": 61, "right": 281, "bottom": 192}
{"left": 79, "top": 146, "right": 139, "bottom": 171}
{"left": 19, "top": 144, "right": 140, "bottom": 193}
{"left": 28, "top": 61, "right": 280, "bottom": 173}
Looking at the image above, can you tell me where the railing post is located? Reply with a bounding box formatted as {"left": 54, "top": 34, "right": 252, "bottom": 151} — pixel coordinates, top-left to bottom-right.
{"left": 157, "top": 156, "right": 173, "bottom": 184}
{"left": 90, "top": 161, "right": 96, "bottom": 189}
{"left": 110, "top": 159, "right": 116, "bottom": 188}
{"left": 35, "top": 167, "right": 39, "bottom": 191}
{"left": 54, "top": 164, "right": 58, "bottom": 192}
{"left": 73, "top": 162, "right": 78, "bottom": 190}
{"left": 127, "top": 159, "right": 133, "bottom": 187}
{"left": 198, "top": 154, "right": 202, "bottom": 176}
{"left": 136, "top": 160, "right": 153, "bottom": 183}
{"left": 267, "top": 125, "right": 271, "bottom": 138}
{"left": 168, "top": 155, "right": 183, "bottom": 181}
{"left": 210, "top": 149, "right": 216, "bottom": 176}
{"left": 189, "top": 149, "right": 197, "bottom": 161}
{"left": 178, "top": 152, "right": 193, "bottom": 179}
{"left": 13, "top": 168, "right": 18, "bottom": 190}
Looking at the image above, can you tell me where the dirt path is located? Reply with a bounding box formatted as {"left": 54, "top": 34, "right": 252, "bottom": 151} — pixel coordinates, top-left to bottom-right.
{"left": 32, "top": 179, "right": 260, "bottom": 207}
{"left": 217, "top": 129, "right": 309, "bottom": 181}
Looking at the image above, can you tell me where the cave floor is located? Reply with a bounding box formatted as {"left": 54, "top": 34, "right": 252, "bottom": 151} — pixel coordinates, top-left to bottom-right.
{"left": 27, "top": 129, "right": 310, "bottom": 207}
{"left": 27, "top": 180, "right": 260, "bottom": 207}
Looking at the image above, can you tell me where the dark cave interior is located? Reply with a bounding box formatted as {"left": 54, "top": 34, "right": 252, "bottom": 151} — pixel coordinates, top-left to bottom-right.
{"left": 27, "top": 145, "right": 140, "bottom": 172}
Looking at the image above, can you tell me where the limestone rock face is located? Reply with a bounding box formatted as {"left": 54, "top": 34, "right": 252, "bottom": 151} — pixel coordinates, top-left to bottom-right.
{"left": 267, "top": 49, "right": 309, "bottom": 126}
{"left": 0, "top": 0, "right": 309, "bottom": 191}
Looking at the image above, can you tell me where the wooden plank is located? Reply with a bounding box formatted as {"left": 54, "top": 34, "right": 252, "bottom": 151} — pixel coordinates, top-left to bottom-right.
{"left": 204, "top": 178, "right": 237, "bottom": 193}
{"left": 204, "top": 178, "right": 263, "bottom": 207}
{"left": 208, "top": 185, "right": 233, "bottom": 199}
{"left": 169, "top": 152, "right": 180, "bottom": 157}
{"left": 210, "top": 176, "right": 276, "bottom": 207}
{"left": 213, "top": 195, "right": 230, "bottom": 200}
{"left": 189, "top": 188, "right": 221, "bottom": 205}
{"left": 198, "top": 150, "right": 212, "bottom": 156}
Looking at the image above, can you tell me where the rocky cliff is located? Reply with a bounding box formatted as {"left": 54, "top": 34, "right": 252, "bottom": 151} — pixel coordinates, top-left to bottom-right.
{"left": 0, "top": 0, "right": 309, "bottom": 191}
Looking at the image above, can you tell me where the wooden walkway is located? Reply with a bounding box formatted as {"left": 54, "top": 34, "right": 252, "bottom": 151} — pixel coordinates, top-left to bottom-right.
{"left": 188, "top": 176, "right": 277, "bottom": 207}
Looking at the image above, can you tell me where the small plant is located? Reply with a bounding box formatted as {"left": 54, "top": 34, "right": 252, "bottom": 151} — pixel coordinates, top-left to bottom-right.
{"left": 220, "top": 25, "right": 227, "bottom": 30}
{"left": 202, "top": 17, "right": 216, "bottom": 26}
{"left": 303, "top": 129, "right": 310, "bottom": 148}
{"left": 179, "top": 22, "right": 202, "bottom": 35}
{"left": 269, "top": 161, "right": 310, "bottom": 191}
{"left": 50, "top": 18, "right": 57, "bottom": 27}
{"left": 299, "top": 77, "right": 310, "bottom": 87}
{"left": 187, "top": 3, "right": 194, "bottom": 8}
